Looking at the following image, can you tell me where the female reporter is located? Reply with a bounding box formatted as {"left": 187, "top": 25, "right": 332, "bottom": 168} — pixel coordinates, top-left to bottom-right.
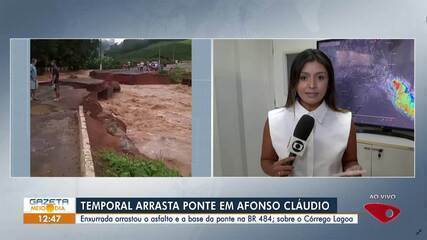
{"left": 260, "top": 49, "right": 362, "bottom": 177}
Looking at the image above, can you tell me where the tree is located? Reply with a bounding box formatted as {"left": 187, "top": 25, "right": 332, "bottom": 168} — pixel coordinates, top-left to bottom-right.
{"left": 31, "top": 39, "right": 100, "bottom": 71}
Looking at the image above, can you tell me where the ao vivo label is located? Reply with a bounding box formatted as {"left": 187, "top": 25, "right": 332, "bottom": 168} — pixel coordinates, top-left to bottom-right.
{"left": 369, "top": 194, "right": 397, "bottom": 200}
{"left": 364, "top": 194, "right": 400, "bottom": 223}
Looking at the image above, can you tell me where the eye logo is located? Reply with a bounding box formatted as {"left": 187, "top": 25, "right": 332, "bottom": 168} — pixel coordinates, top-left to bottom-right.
{"left": 292, "top": 140, "right": 304, "bottom": 152}
{"left": 364, "top": 203, "right": 400, "bottom": 223}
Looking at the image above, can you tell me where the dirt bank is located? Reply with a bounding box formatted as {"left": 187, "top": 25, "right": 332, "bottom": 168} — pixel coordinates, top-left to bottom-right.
{"left": 90, "top": 70, "right": 172, "bottom": 85}
{"left": 38, "top": 69, "right": 94, "bottom": 83}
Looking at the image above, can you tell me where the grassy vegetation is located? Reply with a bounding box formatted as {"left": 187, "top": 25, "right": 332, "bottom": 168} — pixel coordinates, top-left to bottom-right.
{"left": 106, "top": 40, "right": 191, "bottom": 64}
{"left": 98, "top": 150, "right": 181, "bottom": 177}
{"left": 168, "top": 67, "right": 186, "bottom": 83}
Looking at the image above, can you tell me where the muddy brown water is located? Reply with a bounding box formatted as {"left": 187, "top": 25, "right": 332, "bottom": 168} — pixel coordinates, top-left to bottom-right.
{"left": 99, "top": 84, "right": 192, "bottom": 176}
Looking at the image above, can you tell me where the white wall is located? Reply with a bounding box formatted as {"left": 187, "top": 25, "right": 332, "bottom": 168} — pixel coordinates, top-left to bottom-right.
{"left": 214, "top": 40, "right": 274, "bottom": 176}
{"left": 214, "top": 40, "right": 247, "bottom": 176}
{"left": 238, "top": 40, "right": 275, "bottom": 176}
{"left": 214, "top": 39, "right": 317, "bottom": 176}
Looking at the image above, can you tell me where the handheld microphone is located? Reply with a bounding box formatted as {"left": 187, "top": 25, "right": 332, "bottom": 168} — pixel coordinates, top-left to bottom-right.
{"left": 287, "top": 114, "right": 315, "bottom": 164}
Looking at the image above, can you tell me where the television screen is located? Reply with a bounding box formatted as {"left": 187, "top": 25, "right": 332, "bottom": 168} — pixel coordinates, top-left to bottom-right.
{"left": 317, "top": 39, "right": 414, "bottom": 130}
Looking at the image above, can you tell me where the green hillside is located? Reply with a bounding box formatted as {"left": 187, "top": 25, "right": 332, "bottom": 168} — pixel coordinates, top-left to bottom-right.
{"left": 105, "top": 39, "right": 191, "bottom": 64}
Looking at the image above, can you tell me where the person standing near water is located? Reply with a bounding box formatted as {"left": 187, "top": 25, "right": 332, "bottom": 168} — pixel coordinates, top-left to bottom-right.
{"left": 30, "top": 58, "right": 38, "bottom": 101}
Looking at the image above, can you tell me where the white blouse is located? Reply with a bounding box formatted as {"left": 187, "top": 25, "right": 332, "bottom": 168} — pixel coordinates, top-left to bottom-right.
{"left": 268, "top": 101, "right": 352, "bottom": 176}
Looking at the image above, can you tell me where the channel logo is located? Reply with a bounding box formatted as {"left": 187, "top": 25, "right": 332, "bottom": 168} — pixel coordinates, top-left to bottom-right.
{"left": 24, "top": 198, "right": 75, "bottom": 214}
{"left": 364, "top": 203, "right": 400, "bottom": 223}
{"left": 291, "top": 140, "right": 304, "bottom": 152}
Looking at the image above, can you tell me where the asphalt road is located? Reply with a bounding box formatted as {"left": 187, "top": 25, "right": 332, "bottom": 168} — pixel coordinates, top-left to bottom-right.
{"left": 31, "top": 84, "right": 89, "bottom": 176}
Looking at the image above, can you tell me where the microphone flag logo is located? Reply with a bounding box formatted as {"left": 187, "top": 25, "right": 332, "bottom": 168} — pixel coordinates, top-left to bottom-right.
{"left": 364, "top": 203, "right": 400, "bottom": 223}
{"left": 291, "top": 140, "right": 304, "bottom": 152}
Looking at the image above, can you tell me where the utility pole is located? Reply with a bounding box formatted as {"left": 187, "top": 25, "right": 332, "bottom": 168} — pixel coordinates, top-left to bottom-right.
{"left": 173, "top": 44, "right": 175, "bottom": 63}
{"left": 99, "top": 39, "right": 103, "bottom": 70}
{"left": 158, "top": 47, "right": 161, "bottom": 71}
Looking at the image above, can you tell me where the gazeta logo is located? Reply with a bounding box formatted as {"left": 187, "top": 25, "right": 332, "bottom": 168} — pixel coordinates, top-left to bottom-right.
{"left": 29, "top": 198, "right": 69, "bottom": 213}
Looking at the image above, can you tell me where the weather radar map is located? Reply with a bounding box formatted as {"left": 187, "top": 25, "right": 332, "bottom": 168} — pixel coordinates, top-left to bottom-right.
{"left": 318, "top": 39, "right": 414, "bottom": 130}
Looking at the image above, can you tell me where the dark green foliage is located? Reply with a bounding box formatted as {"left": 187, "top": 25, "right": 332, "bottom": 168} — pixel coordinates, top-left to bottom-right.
{"left": 107, "top": 39, "right": 167, "bottom": 55}
{"left": 30, "top": 39, "right": 191, "bottom": 71}
{"left": 105, "top": 39, "right": 191, "bottom": 65}
{"left": 31, "top": 39, "right": 100, "bottom": 71}
{"left": 98, "top": 150, "right": 181, "bottom": 177}
{"left": 168, "top": 67, "right": 185, "bottom": 83}
{"left": 85, "top": 56, "right": 121, "bottom": 70}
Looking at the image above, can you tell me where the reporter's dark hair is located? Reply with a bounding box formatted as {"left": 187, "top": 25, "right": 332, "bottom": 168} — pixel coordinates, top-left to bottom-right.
{"left": 285, "top": 48, "right": 342, "bottom": 112}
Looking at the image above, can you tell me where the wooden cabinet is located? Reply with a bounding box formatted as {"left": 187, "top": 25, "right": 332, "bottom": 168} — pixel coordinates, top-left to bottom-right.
{"left": 356, "top": 133, "right": 414, "bottom": 177}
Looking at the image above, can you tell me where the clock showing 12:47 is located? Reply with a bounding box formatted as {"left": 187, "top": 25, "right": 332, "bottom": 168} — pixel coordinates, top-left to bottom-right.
{"left": 38, "top": 214, "right": 62, "bottom": 224}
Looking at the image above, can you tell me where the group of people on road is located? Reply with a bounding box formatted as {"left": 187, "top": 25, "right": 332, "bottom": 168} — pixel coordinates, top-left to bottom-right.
{"left": 122, "top": 60, "right": 160, "bottom": 72}
{"left": 30, "top": 58, "right": 60, "bottom": 101}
